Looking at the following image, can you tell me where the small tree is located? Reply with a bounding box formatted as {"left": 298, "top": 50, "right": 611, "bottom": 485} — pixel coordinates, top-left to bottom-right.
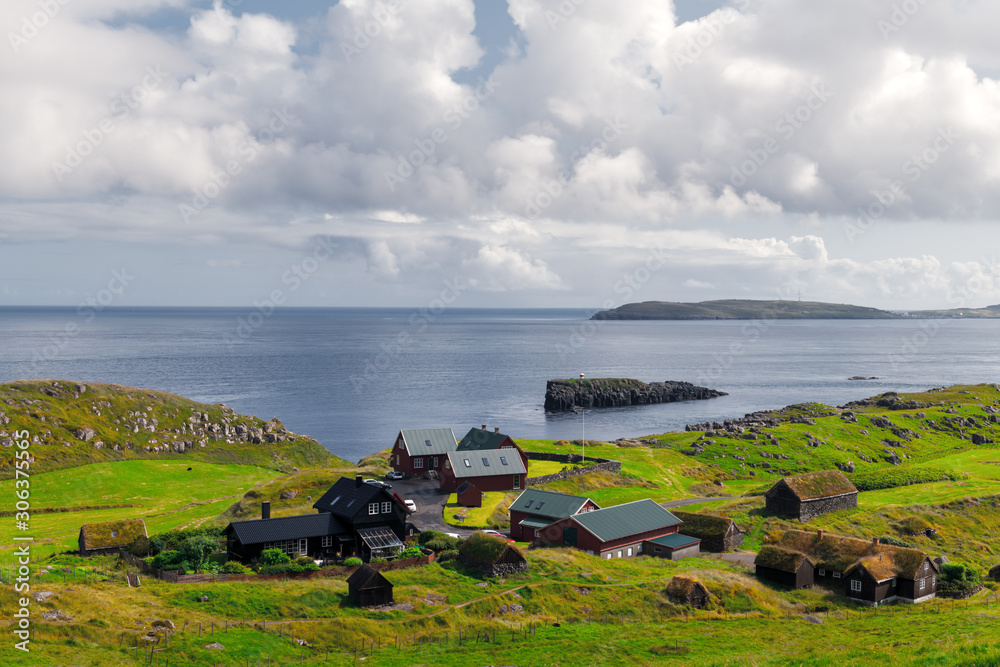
{"left": 127, "top": 535, "right": 152, "bottom": 558}
{"left": 182, "top": 535, "right": 219, "bottom": 573}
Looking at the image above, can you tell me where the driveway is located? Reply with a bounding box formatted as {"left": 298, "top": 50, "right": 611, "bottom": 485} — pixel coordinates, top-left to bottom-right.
{"left": 388, "top": 477, "right": 480, "bottom": 537}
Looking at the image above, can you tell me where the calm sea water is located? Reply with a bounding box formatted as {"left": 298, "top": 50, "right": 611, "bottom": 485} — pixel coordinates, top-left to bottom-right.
{"left": 1, "top": 307, "right": 999, "bottom": 463}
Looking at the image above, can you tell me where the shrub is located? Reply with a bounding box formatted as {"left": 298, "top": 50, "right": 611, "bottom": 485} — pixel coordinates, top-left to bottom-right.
{"left": 371, "top": 557, "right": 387, "bottom": 564}
{"left": 127, "top": 535, "right": 152, "bottom": 558}
{"left": 878, "top": 535, "right": 917, "bottom": 549}
{"left": 260, "top": 564, "right": 290, "bottom": 575}
{"left": 940, "top": 563, "right": 981, "bottom": 593}
{"left": 149, "top": 550, "right": 183, "bottom": 571}
{"left": 259, "top": 549, "right": 291, "bottom": 567}
{"left": 182, "top": 535, "right": 219, "bottom": 573}
{"left": 437, "top": 549, "right": 459, "bottom": 562}
{"left": 425, "top": 537, "right": 460, "bottom": 552}
{"left": 344, "top": 557, "right": 363, "bottom": 567}
{"left": 294, "top": 556, "right": 315, "bottom": 566}
{"left": 221, "top": 561, "right": 251, "bottom": 575}
{"left": 202, "top": 561, "right": 221, "bottom": 574}
{"left": 149, "top": 526, "right": 223, "bottom": 556}
{"left": 418, "top": 530, "right": 445, "bottom": 546}
{"left": 397, "top": 546, "right": 424, "bottom": 560}
{"left": 849, "top": 468, "right": 959, "bottom": 492}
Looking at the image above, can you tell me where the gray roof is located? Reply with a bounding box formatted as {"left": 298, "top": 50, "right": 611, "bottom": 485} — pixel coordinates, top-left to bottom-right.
{"left": 570, "top": 499, "right": 681, "bottom": 542}
{"left": 223, "top": 513, "right": 347, "bottom": 546}
{"left": 511, "top": 488, "right": 596, "bottom": 520}
{"left": 399, "top": 428, "right": 457, "bottom": 456}
{"left": 647, "top": 533, "right": 701, "bottom": 549}
{"left": 447, "top": 449, "right": 526, "bottom": 478}
{"left": 456, "top": 427, "right": 514, "bottom": 451}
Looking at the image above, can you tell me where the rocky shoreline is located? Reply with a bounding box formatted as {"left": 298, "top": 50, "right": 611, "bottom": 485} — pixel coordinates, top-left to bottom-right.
{"left": 544, "top": 378, "right": 727, "bottom": 411}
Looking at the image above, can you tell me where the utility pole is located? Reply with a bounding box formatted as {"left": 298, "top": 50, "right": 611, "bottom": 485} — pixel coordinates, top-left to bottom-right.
{"left": 580, "top": 372, "right": 586, "bottom": 462}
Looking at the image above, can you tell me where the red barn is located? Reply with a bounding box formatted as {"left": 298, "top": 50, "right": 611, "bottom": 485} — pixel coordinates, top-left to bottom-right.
{"left": 456, "top": 426, "right": 529, "bottom": 469}
{"left": 508, "top": 488, "right": 600, "bottom": 542}
{"left": 391, "top": 428, "right": 457, "bottom": 476}
{"left": 439, "top": 449, "right": 527, "bottom": 493}
{"left": 543, "top": 499, "right": 693, "bottom": 559}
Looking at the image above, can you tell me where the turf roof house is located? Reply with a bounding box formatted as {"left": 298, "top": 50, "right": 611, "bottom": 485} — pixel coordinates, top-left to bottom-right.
{"left": 665, "top": 576, "right": 711, "bottom": 608}
{"left": 777, "top": 529, "right": 940, "bottom": 605}
{"left": 78, "top": 519, "right": 147, "bottom": 557}
{"left": 542, "top": 498, "right": 700, "bottom": 560}
{"left": 670, "top": 511, "right": 744, "bottom": 552}
{"left": 439, "top": 448, "right": 528, "bottom": 493}
{"left": 391, "top": 428, "right": 457, "bottom": 476}
{"left": 455, "top": 425, "right": 530, "bottom": 469}
{"left": 754, "top": 545, "right": 816, "bottom": 589}
{"left": 508, "top": 488, "right": 600, "bottom": 542}
{"left": 765, "top": 470, "right": 858, "bottom": 521}
{"left": 223, "top": 476, "right": 411, "bottom": 563}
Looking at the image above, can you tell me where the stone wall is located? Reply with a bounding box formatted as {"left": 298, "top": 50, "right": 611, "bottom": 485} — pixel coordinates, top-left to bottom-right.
{"left": 799, "top": 493, "right": 858, "bottom": 522}
{"left": 937, "top": 584, "right": 984, "bottom": 600}
{"left": 526, "top": 460, "right": 621, "bottom": 487}
{"left": 457, "top": 554, "right": 528, "bottom": 578}
{"left": 525, "top": 452, "right": 616, "bottom": 464}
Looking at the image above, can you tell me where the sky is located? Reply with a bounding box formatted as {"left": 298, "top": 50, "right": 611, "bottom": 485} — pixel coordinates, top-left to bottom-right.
{"left": 2, "top": 0, "right": 1000, "bottom": 310}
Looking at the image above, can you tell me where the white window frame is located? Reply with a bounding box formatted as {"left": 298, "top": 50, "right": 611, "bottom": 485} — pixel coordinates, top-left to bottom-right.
{"left": 299, "top": 539, "right": 307, "bottom": 556}
{"left": 369, "top": 503, "right": 379, "bottom": 515}
{"left": 322, "top": 536, "right": 333, "bottom": 547}
{"left": 920, "top": 578, "right": 926, "bottom": 591}
{"left": 396, "top": 454, "right": 400, "bottom": 465}
{"left": 617, "top": 550, "right": 622, "bottom": 558}
{"left": 414, "top": 457, "right": 423, "bottom": 469}
{"left": 381, "top": 501, "right": 391, "bottom": 514}
{"left": 932, "top": 575, "right": 936, "bottom": 586}
{"left": 627, "top": 547, "right": 633, "bottom": 557}
{"left": 398, "top": 439, "right": 404, "bottom": 449}
{"left": 432, "top": 456, "right": 438, "bottom": 468}
{"left": 605, "top": 553, "right": 611, "bottom": 559}
{"left": 833, "top": 572, "right": 841, "bottom": 579}
{"left": 818, "top": 568, "right": 826, "bottom": 576}
{"left": 850, "top": 580, "right": 862, "bottom": 592}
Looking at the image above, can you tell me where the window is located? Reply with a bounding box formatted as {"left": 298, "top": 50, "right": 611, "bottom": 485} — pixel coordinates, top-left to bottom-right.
{"left": 920, "top": 578, "right": 926, "bottom": 591}
{"left": 514, "top": 475, "right": 520, "bottom": 490}
{"left": 850, "top": 580, "right": 862, "bottom": 592}
{"left": 398, "top": 439, "right": 404, "bottom": 449}
{"left": 535, "top": 502, "right": 545, "bottom": 510}
{"left": 932, "top": 575, "right": 936, "bottom": 586}
{"left": 833, "top": 572, "right": 841, "bottom": 579}
{"left": 524, "top": 500, "right": 533, "bottom": 509}
{"left": 414, "top": 457, "right": 423, "bottom": 468}
{"left": 617, "top": 550, "right": 622, "bottom": 558}
{"left": 299, "top": 539, "right": 307, "bottom": 555}
{"left": 322, "top": 536, "right": 333, "bottom": 547}
{"left": 264, "top": 540, "right": 300, "bottom": 557}
{"left": 627, "top": 547, "right": 633, "bottom": 556}
{"left": 500, "top": 456, "right": 508, "bottom": 465}
{"left": 606, "top": 554, "right": 611, "bottom": 559}
{"left": 534, "top": 530, "right": 541, "bottom": 539}
{"left": 369, "top": 503, "right": 379, "bottom": 515}
{"left": 464, "top": 459, "right": 471, "bottom": 467}
{"left": 924, "top": 562, "right": 929, "bottom": 572}
{"left": 381, "top": 502, "right": 391, "bottom": 513}
{"left": 396, "top": 454, "right": 400, "bottom": 465}
{"left": 425, "top": 439, "right": 432, "bottom": 447}
{"left": 111, "top": 531, "right": 118, "bottom": 538}
{"left": 432, "top": 457, "right": 438, "bottom": 468}
{"left": 818, "top": 568, "right": 825, "bottom": 576}
{"left": 482, "top": 457, "right": 490, "bottom": 467}
{"left": 637, "top": 544, "right": 642, "bottom": 554}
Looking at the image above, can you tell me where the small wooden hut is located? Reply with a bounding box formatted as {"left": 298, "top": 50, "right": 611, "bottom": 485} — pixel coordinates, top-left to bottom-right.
{"left": 456, "top": 481, "right": 483, "bottom": 508}
{"left": 754, "top": 545, "right": 815, "bottom": 589}
{"left": 346, "top": 564, "right": 394, "bottom": 608}
{"left": 665, "top": 576, "right": 711, "bottom": 608}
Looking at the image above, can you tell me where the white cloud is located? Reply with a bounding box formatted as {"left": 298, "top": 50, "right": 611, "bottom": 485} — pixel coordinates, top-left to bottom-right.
{"left": 461, "top": 245, "right": 563, "bottom": 291}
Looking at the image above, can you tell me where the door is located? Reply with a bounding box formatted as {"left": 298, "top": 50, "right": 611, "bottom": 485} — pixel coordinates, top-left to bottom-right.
{"left": 513, "top": 475, "right": 520, "bottom": 490}
{"left": 562, "top": 527, "right": 577, "bottom": 547}
{"left": 299, "top": 539, "right": 307, "bottom": 556}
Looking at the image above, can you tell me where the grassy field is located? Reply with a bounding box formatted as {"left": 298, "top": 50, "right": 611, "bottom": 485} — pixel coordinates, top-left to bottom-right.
{"left": 0, "top": 461, "right": 281, "bottom": 556}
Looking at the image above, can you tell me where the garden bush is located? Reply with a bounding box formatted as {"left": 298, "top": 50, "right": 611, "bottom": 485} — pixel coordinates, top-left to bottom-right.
{"left": 425, "top": 536, "right": 460, "bottom": 552}
{"left": 259, "top": 549, "right": 291, "bottom": 567}
{"left": 127, "top": 535, "right": 152, "bottom": 558}
{"left": 940, "top": 563, "right": 982, "bottom": 593}
{"left": 397, "top": 546, "right": 424, "bottom": 559}
{"left": 418, "top": 530, "right": 446, "bottom": 546}
{"left": 344, "top": 557, "right": 363, "bottom": 567}
{"left": 149, "top": 550, "right": 183, "bottom": 571}
{"left": 221, "top": 561, "right": 251, "bottom": 575}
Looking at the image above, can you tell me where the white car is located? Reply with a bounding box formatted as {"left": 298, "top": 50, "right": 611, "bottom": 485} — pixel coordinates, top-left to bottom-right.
{"left": 364, "top": 478, "right": 392, "bottom": 490}
{"left": 385, "top": 471, "right": 405, "bottom": 480}
{"left": 404, "top": 499, "right": 417, "bottom": 512}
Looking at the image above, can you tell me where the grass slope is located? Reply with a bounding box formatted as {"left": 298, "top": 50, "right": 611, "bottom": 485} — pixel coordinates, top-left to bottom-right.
{"left": 0, "top": 379, "right": 348, "bottom": 479}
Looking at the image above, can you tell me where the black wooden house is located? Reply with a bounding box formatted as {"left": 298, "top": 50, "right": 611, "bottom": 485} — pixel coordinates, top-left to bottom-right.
{"left": 312, "top": 475, "right": 410, "bottom": 560}
{"left": 347, "top": 565, "right": 394, "bottom": 607}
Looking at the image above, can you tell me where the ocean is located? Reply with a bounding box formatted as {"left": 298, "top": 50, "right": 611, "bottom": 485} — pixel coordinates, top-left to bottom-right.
{"left": 2, "top": 307, "right": 999, "bottom": 464}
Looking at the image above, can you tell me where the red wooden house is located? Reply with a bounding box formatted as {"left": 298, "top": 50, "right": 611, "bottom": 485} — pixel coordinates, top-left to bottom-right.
{"left": 541, "top": 499, "right": 694, "bottom": 559}
{"left": 439, "top": 448, "right": 527, "bottom": 493}
{"left": 391, "top": 428, "right": 457, "bottom": 476}
{"left": 508, "top": 488, "right": 600, "bottom": 542}
{"left": 456, "top": 426, "right": 529, "bottom": 469}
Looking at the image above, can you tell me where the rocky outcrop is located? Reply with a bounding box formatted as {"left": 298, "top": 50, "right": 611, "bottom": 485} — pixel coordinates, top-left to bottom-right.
{"left": 544, "top": 378, "right": 726, "bottom": 411}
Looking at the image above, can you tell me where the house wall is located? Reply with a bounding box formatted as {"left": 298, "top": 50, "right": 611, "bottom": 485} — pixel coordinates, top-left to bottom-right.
{"left": 227, "top": 534, "right": 347, "bottom": 564}
{"left": 845, "top": 570, "right": 893, "bottom": 605}
{"left": 457, "top": 486, "right": 482, "bottom": 507}
{"left": 898, "top": 560, "right": 938, "bottom": 601}
{"left": 543, "top": 517, "right": 680, "bottom": 557}
{"left": 439, "top": 470, "right": 525, "bottom": 493}
{"left": 765, "top": 485, "right": 801, "bottom": 518}
{"left": 798, "top": 493, "right": 858, "bottom": 521}
{"left": 512, "top": 500, "right": 601, "bottom": 542}
{"left": 393, "top": 434, "right": 447, "bottom": 476}
{"left": 756, "top": 563, "right": 813, "bottom": 589}
{"left": 644, "top": 541, "right": 701, "bottom": 561}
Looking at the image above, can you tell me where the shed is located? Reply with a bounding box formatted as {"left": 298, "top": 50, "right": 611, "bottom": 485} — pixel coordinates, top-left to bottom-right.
{"left": 79, "top": 519, "right": 147, "bottom": 557}
{"left": 456, "top": 481, "right": 483, "bottom": 508}
{"left": 644, "top": 533, "right": 701, "bottom": 560}
{"left": 665, "top": 576, "right": 711, "bottom": 608}
{"left": 754, "top": 545, "right": 815, "bottom": 589}
{"left": 765, "top": 470, "right": 858, "bottom": 521}
{"left": 670, "top": 511, "right": 744, "bottom": 552}
{"left": 347, "top": 564, "right": 394, "bottom": 608}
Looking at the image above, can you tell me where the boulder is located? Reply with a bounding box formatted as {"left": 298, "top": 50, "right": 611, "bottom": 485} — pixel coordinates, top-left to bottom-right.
{"left": 279, "top": 489, "right": 299, "bottom": 500}
{"left": 74, "top": 426, "right": 96, "bottom": 442}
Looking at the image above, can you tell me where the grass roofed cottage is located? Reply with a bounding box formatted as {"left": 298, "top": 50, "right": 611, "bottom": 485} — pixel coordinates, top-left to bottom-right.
{"left": 458, "top": 531, "right": 529, "bottom": 577}
{"left": 765, "top": 470, "right": 858, "bottom": 521}
{"left": 439, "top": 448, "right": 528, "bottom": 493}
{"left": 508, "top": 488, "right": 600, "bottom": 542}
{"left": 670, "top": 510, "right": 744, "bottom": 552}
{"left": 392, "top": 428, "right": 457, "bottom": 476}
{"left": 542, "top": 498, "right": 699, "bottom": 560}
{"left": 754, "top": 545, "right": 816, "bottom": 589}
{"left": 78, "top": 519, "right": 147, "bottom": 557}
{"left": 776, "top": 529, "right": 939, "bottom": 605}
{"left": 665, "top": 576, "right": 711, "bottom": 608}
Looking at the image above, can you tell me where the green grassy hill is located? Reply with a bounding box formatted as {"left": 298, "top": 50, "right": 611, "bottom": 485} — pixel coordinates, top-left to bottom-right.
{"left": 0, "top": 379, "right": 348, "bottom": 478}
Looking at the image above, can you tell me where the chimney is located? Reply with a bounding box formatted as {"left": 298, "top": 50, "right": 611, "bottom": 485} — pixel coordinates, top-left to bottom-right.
{"left": 356, "top": 474, "right": 363, "bottom": 488}
{"left": 261, "top": 501, "right": 270, "bottom": 520}
{"left": 494, "top": 427, "right": 500, "bottom": 434}
{"left": 818, "top": 529, "right": 824, "bottom": 540}
{"left": 872, "top": 537, "right": 880, "bottom": 547}
{"left": 482, "top": 424, "right": 487, "bottom": 431}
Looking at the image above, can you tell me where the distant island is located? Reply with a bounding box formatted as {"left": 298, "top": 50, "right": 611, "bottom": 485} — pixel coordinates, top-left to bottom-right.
{"left": 591, "top": 299, "right": 1000, "bottom": 320}
{"left": 544, "top": 378, "right": 727, "bottom": 411}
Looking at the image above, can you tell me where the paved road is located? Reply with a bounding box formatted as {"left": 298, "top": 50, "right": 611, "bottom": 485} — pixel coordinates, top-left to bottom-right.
{"left": 387, "top": 477, "right": 481, "bottom": 537}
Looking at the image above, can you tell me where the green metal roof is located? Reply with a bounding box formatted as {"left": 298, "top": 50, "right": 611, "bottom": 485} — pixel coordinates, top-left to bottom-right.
{"left": 447, "top": 449, "right": 526, "bottom": 478}
{"left": 400, "top": 428, "right": 457, "bottom": 456}
{"left": 518, "top": 517, "right": 553, "bottom": 529}
{"left": 511, "top": 488, "right": 595, "bottom": 520}
{"left": 647, "top": 533, "right": 701, "bottom": 549}
{"left": 456, "top": 427, "right": 512, "bottom": 451}
{"left": 571, "top": 499, "right": 681, "bottom": 542}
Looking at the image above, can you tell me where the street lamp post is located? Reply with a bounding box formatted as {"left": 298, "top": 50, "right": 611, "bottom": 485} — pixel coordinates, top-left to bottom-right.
{"left": 579, "top": 372, "right": 585, "bottom": 462}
